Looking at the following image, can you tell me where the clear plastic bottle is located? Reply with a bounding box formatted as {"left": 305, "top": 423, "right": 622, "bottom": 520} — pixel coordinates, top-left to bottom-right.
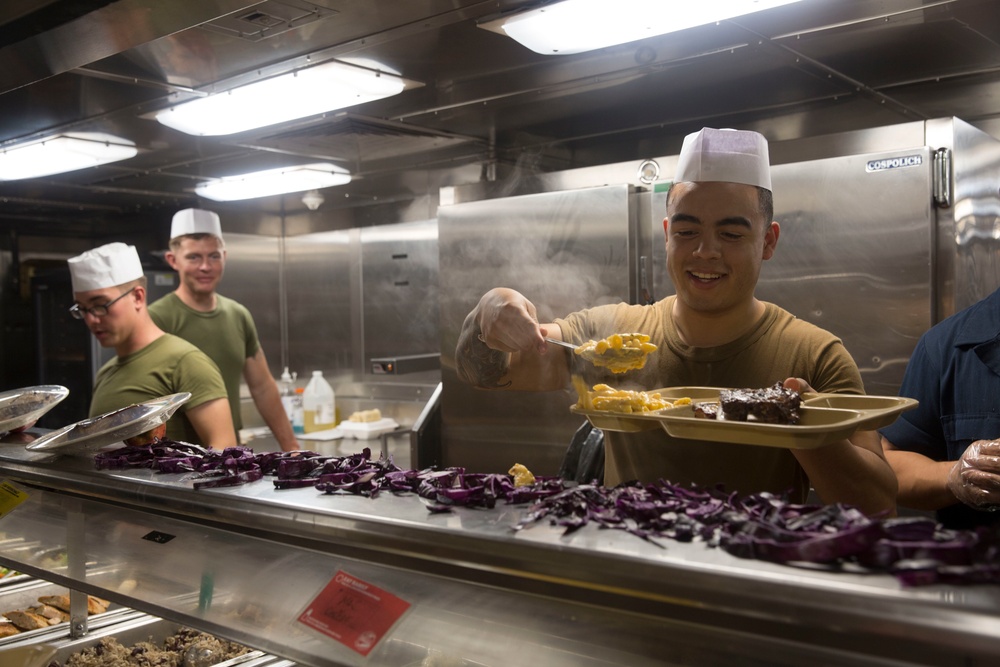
{"left": 278, "top": 367, "right": 295, "bottom": 423}
{"left": 292, "top": 388, "right": 305, "bottom": 435}
{"left": 303, "top": 370, "right": 336, "bottom": 433}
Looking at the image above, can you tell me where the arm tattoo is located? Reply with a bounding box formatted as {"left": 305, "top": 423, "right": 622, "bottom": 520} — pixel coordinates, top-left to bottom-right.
{"left": 455, "top": 323, "right": 511, "bottom": 389}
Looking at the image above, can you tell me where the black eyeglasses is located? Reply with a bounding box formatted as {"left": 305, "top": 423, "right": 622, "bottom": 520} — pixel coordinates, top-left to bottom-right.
{"left": 69, "top": 286, "right": 136, "bottom": 320}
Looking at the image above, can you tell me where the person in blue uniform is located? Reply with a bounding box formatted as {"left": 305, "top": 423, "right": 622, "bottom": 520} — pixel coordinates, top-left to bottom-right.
{"left": 880, "top": 286, "right": 1000, "bottom": 528}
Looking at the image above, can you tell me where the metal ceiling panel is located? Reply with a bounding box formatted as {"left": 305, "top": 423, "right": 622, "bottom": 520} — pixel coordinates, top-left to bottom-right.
{"left": 0, "top": 0, "right": 264, "bottom": 94}
{"left": 0, "top": 0, "right": 997, "bottom": 232}
{"left": 200, "top": 0, "right": 338, "bottom": 42}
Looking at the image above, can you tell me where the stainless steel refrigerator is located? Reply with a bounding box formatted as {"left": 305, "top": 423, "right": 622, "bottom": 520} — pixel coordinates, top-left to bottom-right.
{"left": 438, "top": 117, "right": 1000, "bottom": 476}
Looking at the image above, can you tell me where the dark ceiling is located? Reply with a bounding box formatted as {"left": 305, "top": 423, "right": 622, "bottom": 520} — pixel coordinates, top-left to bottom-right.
{"left": 1, "top": 0, "right": 999, "bottom": 237}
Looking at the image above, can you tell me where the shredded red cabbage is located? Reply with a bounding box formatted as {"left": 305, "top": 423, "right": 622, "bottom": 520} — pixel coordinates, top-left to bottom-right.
{"left": 514, "top": 479, "right": 1000, "bottom": 586}
{"left": 93, "top": 441, "right": 1000, "bottom": 586}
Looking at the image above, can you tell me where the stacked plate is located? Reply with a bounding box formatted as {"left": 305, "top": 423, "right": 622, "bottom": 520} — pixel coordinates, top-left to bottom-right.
{"left": 26, "top": 393, "right": 190, "bottom": 454}
{"left": 0, "top": 386, "right": 69, "bottom": 437}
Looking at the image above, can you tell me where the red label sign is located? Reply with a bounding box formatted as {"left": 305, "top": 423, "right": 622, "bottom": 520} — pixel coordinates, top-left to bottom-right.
{"left": 297, "top": 570, "right": 410, "bottom": 656}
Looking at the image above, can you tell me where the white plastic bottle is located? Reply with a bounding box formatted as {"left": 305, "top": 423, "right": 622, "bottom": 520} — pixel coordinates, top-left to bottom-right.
{"left": 278, "top": 367, "right": 295, "bottom": 423}
{"left": 303, "top": 370, "right": 336, "bottom": 433}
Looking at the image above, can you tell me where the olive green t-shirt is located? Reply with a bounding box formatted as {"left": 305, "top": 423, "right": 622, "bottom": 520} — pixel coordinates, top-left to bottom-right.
{"left": 90, "top": 334, "right": 229, "bottom": 445}
{"left": 149, "top": 293, "right": 260, "bottom": 434}
{"left": 556, "top": 297, "right": 865, "bottom": 500}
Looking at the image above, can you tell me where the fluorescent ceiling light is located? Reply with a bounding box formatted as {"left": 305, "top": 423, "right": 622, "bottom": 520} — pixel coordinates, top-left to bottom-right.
{"left": 0, "top": 132, "right": 137, "bottom": 181}
{"left": 194, "top": 163, "right": 351, "bottom": 201}
{"left": 155, "top": 60, "right": 410, "bottom": 136}
{"left": 480, "top": 0, "right": 805, "bottom": 55}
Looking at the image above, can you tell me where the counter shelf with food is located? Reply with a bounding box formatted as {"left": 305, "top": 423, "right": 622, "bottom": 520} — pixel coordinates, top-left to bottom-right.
{"left": 0, "top": 436, "right": 997, "bottom": 666}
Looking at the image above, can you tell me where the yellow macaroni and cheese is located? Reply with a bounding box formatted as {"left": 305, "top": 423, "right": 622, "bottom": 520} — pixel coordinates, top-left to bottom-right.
{"left": 574, "top": 333, "right": 657, "bottom": 373}
{"left": 574, "top": 379, "right": 690, "bottom": 414}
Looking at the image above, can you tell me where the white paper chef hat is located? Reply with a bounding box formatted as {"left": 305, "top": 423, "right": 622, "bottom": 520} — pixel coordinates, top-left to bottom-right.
{"left": 674, "top": 128, "right": 771, "bottom": 191}
{"left": 170, "top": 208, "right": 223, "bottom": 241}
{"left": 68, "top": 242, "right": 144, "bottom": 292}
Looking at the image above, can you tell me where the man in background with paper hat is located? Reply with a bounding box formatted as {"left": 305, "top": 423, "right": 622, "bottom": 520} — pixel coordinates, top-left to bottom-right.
{"left": 455, "top": 127, "right": 896, "bottom": 516}
{"left": 149, "top": 208, "right": 299, "bottom": 452}
{"left": 67, "top": 242, "right": 234, "bottom": 447}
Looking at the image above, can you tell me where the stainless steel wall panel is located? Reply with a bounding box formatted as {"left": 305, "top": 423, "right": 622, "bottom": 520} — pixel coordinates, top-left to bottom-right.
{"left": 283, "top": 230, "right": 355, "bottom": 387}
{"left": 360, "top": 220, "right": 439, "bottom": 365}
{"left": 217, "top": 233, "right": 282, "bottom": 376}
{"left": 438, "top": 185, "right": 633, "bottom": 474}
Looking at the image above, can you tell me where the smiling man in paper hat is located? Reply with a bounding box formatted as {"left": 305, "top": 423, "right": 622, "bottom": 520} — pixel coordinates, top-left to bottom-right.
{"left": 454, "top": 127, "right": 897, "bottom": 517}
{"left": 68, "top": 242, "right": 234, "bottom": 448}
{"left": 149, "top": 208, "right": 299, "bottom": 451}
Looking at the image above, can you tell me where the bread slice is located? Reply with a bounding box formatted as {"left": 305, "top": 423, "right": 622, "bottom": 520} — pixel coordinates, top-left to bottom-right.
{"left": 29, "top": 604, "right": 69, "bottom": 623}
{"left": 88, "top": 595, "right": 110, "bottom": 614}
{"left": 4, "top": 609, "right": 50, "bottom": 630}
{"left": 36, "top": 594, "right": 70, "bottom": 612}
{"left": 37, "top": 593, "right": 109, "bottom": 615}
{"left": 0, "top": 620, "right": 20, "bottom": 637}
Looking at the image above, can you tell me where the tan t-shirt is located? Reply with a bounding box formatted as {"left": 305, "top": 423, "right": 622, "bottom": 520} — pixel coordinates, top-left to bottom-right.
{"left": 556, "top": 297, "right": 864, "bottom": 500}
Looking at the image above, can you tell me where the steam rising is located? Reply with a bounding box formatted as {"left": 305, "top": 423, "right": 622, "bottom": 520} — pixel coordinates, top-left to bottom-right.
{"left": 441, "top": 176, "right": 631, "bottom": 324}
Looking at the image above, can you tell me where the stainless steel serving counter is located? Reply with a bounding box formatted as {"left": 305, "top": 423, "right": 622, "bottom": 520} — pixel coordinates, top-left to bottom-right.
{"left": 0, "top": 433, "right": 997, "bottom": 666}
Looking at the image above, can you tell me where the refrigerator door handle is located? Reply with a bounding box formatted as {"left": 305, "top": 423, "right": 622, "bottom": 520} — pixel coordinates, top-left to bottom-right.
{"left": 933, "top": 147, "right": 952, "bottom": 208}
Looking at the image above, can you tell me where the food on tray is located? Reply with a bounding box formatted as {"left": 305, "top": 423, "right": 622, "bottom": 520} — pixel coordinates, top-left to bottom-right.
{"left": 580, "top": 383, "right": 690, "bottom": 414}
{"left": 60, "top": 627, "right": 252, "bottom": 667}
{"left": 348, "top": 408, "right": 382, "bottom": 423}
{"left": 39, "top": 593, "right": 110, "bottom": 615}
{"left": 509, "top": 463, "right": 535, "bottom": 487}
{"left": 694, "top": 383, "right": 801, "bottom": 424}
{"left": 574, "top": 333, "right": 657, "bottom": 373}
{"left": 124, "top": 422, "right": 167, "bottom": 446}
{"left": 32, "top": 603, "right": 70, "bottom": 623}
{"left": 693, "top": 402, "right": 721, "bottom": 419}
{"left": 3, "top": 609, "right": 50, "bottom": 630}
{"left": 0, "top": 592, "right": 110, "bottom": 634}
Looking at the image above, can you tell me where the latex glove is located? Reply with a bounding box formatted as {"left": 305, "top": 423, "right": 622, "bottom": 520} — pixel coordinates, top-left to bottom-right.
{"left": 475, "top": 288, "right": 545, "bottom": 355}
{"left": 946, "top": 440, "right": 1000, "bottom": 510}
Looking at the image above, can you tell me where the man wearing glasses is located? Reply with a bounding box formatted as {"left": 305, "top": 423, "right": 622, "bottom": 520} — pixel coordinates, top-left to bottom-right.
{"left": 148, "top": 209, "right": 299, "bottom": 451}
{"left": 68, "top": 242, "right": 235, "bottom": 448}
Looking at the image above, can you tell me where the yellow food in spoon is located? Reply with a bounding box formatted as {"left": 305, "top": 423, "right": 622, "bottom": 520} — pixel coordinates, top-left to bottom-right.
{"left": 574, "top": 333, "right": 657, "bottom": 373}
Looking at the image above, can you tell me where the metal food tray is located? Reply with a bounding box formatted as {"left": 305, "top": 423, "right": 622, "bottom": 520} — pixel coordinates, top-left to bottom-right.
{"left": 25, "top": 393, "right": 190, "bottom": 454}
{"left": 0, "top": 578, "right": 130, "bottom": 648}
{"left": 387, "top": 638, "right": 490, "bottom": 667}
{"left": 0, "top": 613, "right": 268, "bottom": 666}
{"left": 572, "top": 387, "right": 918, "bottom": 449}
{"left": 0, "top": 572, "right": 33, "bottom": 589}
{"left": 0, "top": 386, "right": 69, "bottom": 436}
